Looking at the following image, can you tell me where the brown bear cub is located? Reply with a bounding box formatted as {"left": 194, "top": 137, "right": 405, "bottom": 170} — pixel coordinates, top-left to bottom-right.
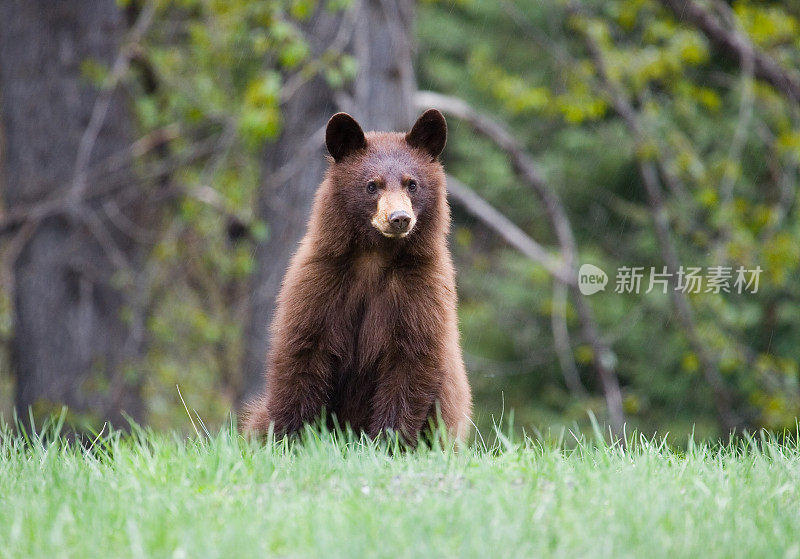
{"left": 242, "top": 109, "right": 472, "bottom": 444}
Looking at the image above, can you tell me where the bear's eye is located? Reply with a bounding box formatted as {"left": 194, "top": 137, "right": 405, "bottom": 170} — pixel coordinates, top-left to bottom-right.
{"left": 366, "top": 180, "right": 378, "bottom": 194}
{"left": 407, "top": 179, "right": 418, "bottom": 192}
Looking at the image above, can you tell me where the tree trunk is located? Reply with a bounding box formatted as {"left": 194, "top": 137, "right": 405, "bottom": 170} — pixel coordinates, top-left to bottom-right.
{"left": 0, "top": 0, "right": 145, "bottom": 429}
{"left": 350, "top": 0, "right": 416, "bottom": 131}
{"left": 239, "top": 0, "right": 417, "bottom": 406}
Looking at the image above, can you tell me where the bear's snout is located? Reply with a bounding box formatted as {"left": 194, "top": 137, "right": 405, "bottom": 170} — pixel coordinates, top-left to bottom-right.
{"left": 371, "top": 189, "right": 416, "bottom": 238}
{"left": 389, "top": 210, "right": 412, "bottom": 233}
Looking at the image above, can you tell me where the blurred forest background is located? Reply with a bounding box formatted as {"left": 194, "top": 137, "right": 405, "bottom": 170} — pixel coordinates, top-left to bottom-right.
{"left": 1, "top": 0, "right": 799, "bottom": 441}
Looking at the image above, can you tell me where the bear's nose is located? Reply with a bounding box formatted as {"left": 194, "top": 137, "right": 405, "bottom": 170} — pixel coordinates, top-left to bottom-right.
{"left": 389, "top": 210, "right": 412, "bottom": 232}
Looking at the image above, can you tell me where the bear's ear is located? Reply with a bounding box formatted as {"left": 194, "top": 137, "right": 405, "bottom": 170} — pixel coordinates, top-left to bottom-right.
{"left": 326, "top": 112, "right": 367, "bottom": 162}
{"left": 406, "top": 109, "right": 447, "bottom": 161}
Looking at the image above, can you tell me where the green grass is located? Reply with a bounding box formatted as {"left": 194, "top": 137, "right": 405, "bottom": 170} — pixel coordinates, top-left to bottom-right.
{"left": 1, "top": 418, "right": 800, "bottom": 559}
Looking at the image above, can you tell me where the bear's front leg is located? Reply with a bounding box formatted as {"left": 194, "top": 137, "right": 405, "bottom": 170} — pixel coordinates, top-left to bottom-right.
{"left": 368, "top": 358, "right": 443, "bottom": 444}
{"left": 263, "top": 348, "right": 334, "bottom": 436}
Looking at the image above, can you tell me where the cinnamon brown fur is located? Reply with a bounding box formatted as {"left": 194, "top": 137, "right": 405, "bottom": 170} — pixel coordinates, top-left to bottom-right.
{"left": 242, "top": 110, "right": 472, "bottom": 443}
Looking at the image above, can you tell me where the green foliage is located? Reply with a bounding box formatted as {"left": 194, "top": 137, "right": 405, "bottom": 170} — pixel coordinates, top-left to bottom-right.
{"left": 419, "top": 0, "right": 800, "bottom": 436}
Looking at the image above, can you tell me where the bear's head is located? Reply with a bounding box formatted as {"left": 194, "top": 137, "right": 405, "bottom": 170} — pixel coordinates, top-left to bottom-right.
{"left": 324, "top": 109, "right": 448, "bottom": 250}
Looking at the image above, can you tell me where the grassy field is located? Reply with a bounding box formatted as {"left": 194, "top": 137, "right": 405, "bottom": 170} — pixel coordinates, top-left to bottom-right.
{"left": 1, "top": 418, "right": 799, "bottom": 559}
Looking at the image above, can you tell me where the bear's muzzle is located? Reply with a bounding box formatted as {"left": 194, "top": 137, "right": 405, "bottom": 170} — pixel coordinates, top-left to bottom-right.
{"left": 372, "top": 190, "right": 416, "bottom": 238}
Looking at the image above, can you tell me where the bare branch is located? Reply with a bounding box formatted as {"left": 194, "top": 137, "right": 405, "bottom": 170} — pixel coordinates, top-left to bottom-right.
{"left": 658, "top": 0, "right": 800, "bottom": 104}
{"left": 70, "top": 2, "right": 157, "bottom": 201}
{"left": 446, "top": 175, "right": 572, "bottom": 284}
{"left": 713, "top": 11, "right": 756, "bottom": 261}
{"left": 718, "top": 31, "right": 755, "bottom": 210}
{"left": 101, "top": 199, "right": 161, "bottom": 244}
{"left": 0, "top": 128, "right": 212, "bottom": 238}
{"left": 552, "top": 281, "right": 589, "bottom": 396}
{"left": 80, "top": 206, "right": 133, "bottom": 272}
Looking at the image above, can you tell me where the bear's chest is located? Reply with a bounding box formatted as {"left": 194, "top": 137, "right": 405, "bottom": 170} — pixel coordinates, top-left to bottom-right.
{"left": 347, "top": 259, "right": 406, "bottom": 358}
{"left": 324, "top": 253, "right": 443, "bottom": 429}
{"left": 325, "top": 258, "right": 408, "bottom": 405}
